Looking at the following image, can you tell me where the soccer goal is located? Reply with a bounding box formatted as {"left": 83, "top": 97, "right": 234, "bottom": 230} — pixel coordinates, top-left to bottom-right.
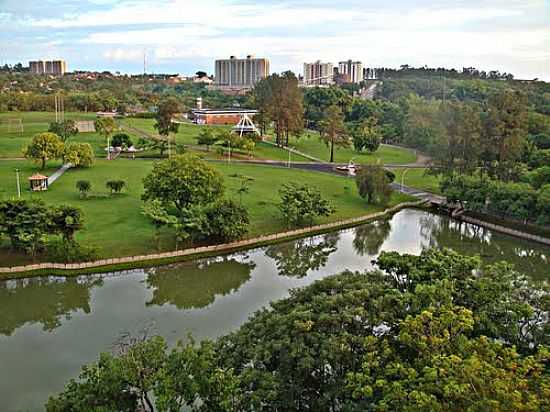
{"left": 0, "top": 118, "right": 24, "bottom": 134}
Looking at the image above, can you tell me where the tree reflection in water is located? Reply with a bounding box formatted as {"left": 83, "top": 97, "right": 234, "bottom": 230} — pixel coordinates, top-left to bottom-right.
{"left": 145, "top": 257, "right": 255, "bottom": 310}
{"left": 0, "top": 277, "right": 102, "bottom": 336}
{"left": 353, "top": 220, "right": 392, "bottom": 257}
{"left": 266, "top": 233, "right": 339, "bottom": 278}
{"left": 419, "top": 213, "right": 549, "bottom": 280}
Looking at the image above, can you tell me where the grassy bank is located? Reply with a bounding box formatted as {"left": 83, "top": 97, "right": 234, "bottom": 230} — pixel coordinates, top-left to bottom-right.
{"left": 0, "top": 158, "right": 412, "bottom": 265}
{"left": 391, "top": 168, "right": 442, "bottom": 194}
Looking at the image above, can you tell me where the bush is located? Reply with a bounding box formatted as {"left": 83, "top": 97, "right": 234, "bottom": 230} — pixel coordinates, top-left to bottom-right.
{"left": 106, "top": 180, "right": 126, "bottom": 194}
{"left": 76, "top": 180, "right": 91, "bottom": 198}
{"left": 278, "top": 182, "right": 334, "bottom": 227}
{"left": 46, "top": 239, "right": 99, "bottom": 263}
{"left": 111, "top": 133, "right": 133, "bottom": 148}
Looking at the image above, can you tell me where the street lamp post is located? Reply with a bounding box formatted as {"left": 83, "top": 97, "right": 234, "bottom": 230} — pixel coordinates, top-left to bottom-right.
{"left": 107, "top": 136, "right": 111, "bottom": 160}
{"left": 15, "top": 168, "right": 21, "bottom": 198}
{"left": 401, "top": 168, "right": 410, "bottom": 193}
{"left": 287, "top": 146, "right": 292, "bottom": 168}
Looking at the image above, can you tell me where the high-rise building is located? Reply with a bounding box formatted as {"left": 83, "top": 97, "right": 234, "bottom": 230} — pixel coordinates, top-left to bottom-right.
{"left": 303, "top": 61, "right": 334, "bottom": 85}
{"left": 338, "top": 60, "right": 363, "bottom": 83}
{"left": 214, "top": 55, "right": 270, "bottom": 89}
{"left": 29, "top": 60, "right": 67, "bottom": 76}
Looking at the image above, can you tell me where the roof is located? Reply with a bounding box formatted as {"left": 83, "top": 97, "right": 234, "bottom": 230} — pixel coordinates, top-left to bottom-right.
{"left": 192, "top": 109, "right": 258, "bottom": 115}
{"left": 28, "top": 174, "right": 48, "bottom": 180}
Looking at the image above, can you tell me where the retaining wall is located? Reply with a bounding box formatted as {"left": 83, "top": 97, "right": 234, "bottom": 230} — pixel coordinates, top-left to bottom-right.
{"left": 0, "top": 201, "right": 426, "bottom": 276}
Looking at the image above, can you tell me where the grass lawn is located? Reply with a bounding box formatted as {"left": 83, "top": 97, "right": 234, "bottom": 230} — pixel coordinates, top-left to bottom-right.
{"left": 0, "top": 111, "right": 146, "bottom": 159}
{"left": 269, "top": 130, "right": 417, "bottom": 164}
{"left": 122, "top": 118, "right": 311, "bottom": 162}
{"left": 391, "top": 168, "right": 442, "bottom": 194}
{"left": 0, "top": 158, "right": 412, "bottom": 265}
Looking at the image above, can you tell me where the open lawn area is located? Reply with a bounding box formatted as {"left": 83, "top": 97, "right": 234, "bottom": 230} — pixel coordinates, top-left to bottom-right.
{"left": 390, "top": 168, "right": 442, "bottom": 194}
{"left": 267, "top": 131, "right": 418, "bottom": 165}
{"left": 0, "top": 158, "right": 412, "bottom": 265}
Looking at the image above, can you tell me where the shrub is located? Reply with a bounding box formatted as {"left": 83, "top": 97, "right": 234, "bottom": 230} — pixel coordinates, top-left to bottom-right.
{"left": 278, "top": 182, "right": 334, "bottom": 227}
{"left": 106, "top": 180, "right": 126, "bottom": 194}
{"left": 111, "top": 133, "right": 133, "bottom": 148}
{"left": 76, "top": 180, "right": 91, "bottom": 199}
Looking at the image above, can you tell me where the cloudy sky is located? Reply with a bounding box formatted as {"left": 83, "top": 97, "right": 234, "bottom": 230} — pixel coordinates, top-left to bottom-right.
{"left": 1, "top": 0, "right": 549, "bottom": 79}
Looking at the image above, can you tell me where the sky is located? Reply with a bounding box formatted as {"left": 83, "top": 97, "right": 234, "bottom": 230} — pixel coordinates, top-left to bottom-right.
{"left": 1, "top": 0, "right": 549, "bottom": 80}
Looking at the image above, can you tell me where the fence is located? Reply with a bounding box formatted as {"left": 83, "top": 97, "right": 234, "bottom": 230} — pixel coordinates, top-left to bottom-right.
{"left": 0, "top": 201, "right": 427, "bottom": 276}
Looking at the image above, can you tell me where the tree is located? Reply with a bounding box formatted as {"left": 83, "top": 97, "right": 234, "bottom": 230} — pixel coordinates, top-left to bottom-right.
{"left": 154, "top": 97, "right": 181, "bottom": 157}
{"left": 94, "top": 117, "right": 117, "bottom": 147}
{"left": 355, "top": 165, "right": 393, "bottom": 204}
{"left": 50, "top": 205, "right": 84, "bottom": 242}
{"left": 352, "top": 116, "right": 382, "bottom": 153}
{"left": 106, "top": 180, "right": 126, "bottom": 194}
{"left": 76, "top": 180, "right": 91, "bottom": 199}
{"left": 278, "top": 182, "right": 334, "bottom": 226}
{"left": 111, "top": 133, "right": 133, "bottom": 148}
{"left": 142, "top": 154, "right": 224, "bottom": 216}
{"left": 195, "top": 128, "right": 218, "bottom": 151}
{"left": 320, "top": 105, "right": 349, "bottom": 162}
{"left": 63, "top": 143, "right": 94, "bottom": 167}
{"left": 141, "top": 200, "right": 178, "bottom": 250}
{"left": 48, "top": 120, "right": 78, "bottom": 142}
{"left": 179, "top": 199, "right": 249, "bottom": 242}
{"left": 0, "top": 199, "right": 52, "bottom": 257}
{"left": 484, "top": 89, "right": 528, "bottom": 180}
{"left": 23, "top": 132, "right": 64, "bottom": 169}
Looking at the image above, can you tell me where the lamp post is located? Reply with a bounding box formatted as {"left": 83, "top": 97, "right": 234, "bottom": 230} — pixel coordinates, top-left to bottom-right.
{"left": 15, "top": 168, "right": 21, "bottom": 198}
{"left": 107, "top": 136, "right": 111, "bottom": 160}
{"left": 287, "top": 146, "right": 292, "bottom": 168}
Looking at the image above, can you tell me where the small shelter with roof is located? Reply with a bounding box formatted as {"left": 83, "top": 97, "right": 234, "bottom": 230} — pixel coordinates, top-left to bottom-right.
{"left": 232, "top": 113, "right": 260, "bottom": 137}
{"left": 28, "top": 174, "right": 49, "bottom": 191}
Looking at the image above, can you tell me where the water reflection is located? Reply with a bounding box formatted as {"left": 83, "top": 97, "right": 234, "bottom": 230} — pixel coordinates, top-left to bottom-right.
{"left": 419, "top": 213, "right": 548, "bottom": 280}
{"left": 353, "top": 220, "right": 392, "bottom": 256}
{"left": 145, "top": 257, "right": 255, "bottom": 309}
{"left": 265, "top": 233, "right": 339, "bottom": 278}
{"left": 0, "top": 277, "right": 101, "bottom": 336}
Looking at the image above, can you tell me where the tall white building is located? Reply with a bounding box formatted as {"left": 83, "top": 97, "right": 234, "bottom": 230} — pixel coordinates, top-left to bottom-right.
{"left": 303, "top": 61, "right": 334, "bottom": 85}
{"left": 29, "top": 60, "right": 67, "bottom": 76}
{"left": 214, "top": 55, "right": 270, "bottom": 88}
{"left": 338, "top": 60, "right": 363, "bottom": 83}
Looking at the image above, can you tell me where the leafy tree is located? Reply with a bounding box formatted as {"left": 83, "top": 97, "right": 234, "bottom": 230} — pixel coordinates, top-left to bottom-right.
{"left": 536, "top": 184, "right": 550, "bottom": 225}
{"left": 94, "top": 117, "right": 117, "bottom": 145}
{"left": 106, "top": 180, "right": 126, "bottom": 194}
{"left": 48, "top": 120, "right": 78, "bottom": 142}
{"left": 526, "top": 166, "right": 550, "bottom": 189}
{"left": 50, "top": 205, "right": 84, "bottom": 242}
{"left": 63, "top": 143, "right": 94, "bottom": 167}
{"left": 142, "top": 154, "right": 224, "bottom": 216}
{"left": 179, "top": 199, "right": 249, "bottom": 242}
{"left": 195, "top": 128, "right": 218, "bottom": 151}
{"left": 352, "top": 116, "right": 382, "bottom": 153}
{"left": 23, "top": 132, "right": 64, "bottom": 169}
{"left": 141, "top": 200, "right": 178, "bottom": 250}
{"left": 320, "top": 105, "right": 349, "bottom": 162}
{"left": 355, "top": 165, "right": 393, "bottom": 205}
{"left": 0, "top": 199, "right": 52, "bottom": 257}
{"left": 111, "top": 133, "right": 133, "bottom": 148}
{"left": 278, "top": 182, "right": 334, "bottom": 226}
{"left": 154, "top": 96, "right": 181, "bottom": 156}
{"left": 75, "top": 180, "right": 91, "bottom": 199}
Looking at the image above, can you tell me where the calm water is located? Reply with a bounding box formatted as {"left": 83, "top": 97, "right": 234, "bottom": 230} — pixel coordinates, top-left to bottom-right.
{"left": 0, "top": 209, "right": 548, "bottom": 411}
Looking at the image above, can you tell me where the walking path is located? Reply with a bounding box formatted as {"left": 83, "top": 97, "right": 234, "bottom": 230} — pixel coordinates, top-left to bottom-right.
{"left": 47, "top": 163, "right": 72, "bottom": 186}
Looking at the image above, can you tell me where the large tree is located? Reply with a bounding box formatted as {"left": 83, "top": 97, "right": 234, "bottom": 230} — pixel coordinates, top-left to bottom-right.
{"left": 23, "top": 132, "right": 64, "bottom": 169}
{"left": 154, "top": 97, "right": 182, "bottom": 157}
{"left": 48, "top": 120, "right": 78, "bottom": 142}
{"left": 352, "top": 116, "right": 382, "bottom": 153}
{"left": 355, "top": 165, "right": 393, "bottom": 205}
{"left": 142, "top": 154, "right": 224, "bottom": 216}
{"left": 320, "top": 105, "right": 349, "bottom": 162}
{"left": 278, "top": 182, "right": 334, "bottom": 226}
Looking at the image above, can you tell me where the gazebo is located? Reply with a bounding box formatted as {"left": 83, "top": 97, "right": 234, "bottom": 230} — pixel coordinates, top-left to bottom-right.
{"left": 232, "top": 113, "right": 260, "bottom": 137}
{"left": 28, "top": 174, "right": 49, "bottom": 191}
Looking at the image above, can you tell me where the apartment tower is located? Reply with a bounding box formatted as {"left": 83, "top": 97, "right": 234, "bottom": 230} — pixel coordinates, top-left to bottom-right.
{"left": 303, "top": 61, "right": 334, "bottom": 85}
{"left": 338, "top": 60, "right": 363, "bottom": 83}
{"left": 215, "top": 56, "right": 270, "bottom": 88}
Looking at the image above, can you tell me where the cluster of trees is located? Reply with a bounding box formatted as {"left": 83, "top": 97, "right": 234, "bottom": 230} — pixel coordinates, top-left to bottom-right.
{"left": 46, "top": 249, "right": 549, "bottom": 411}
{"left": 0, "top": 199, "right": 89, "bottom": 260}
{"left": 23, "top": 132, "right": 94, "bottom": 169}
{"left": 196, "top": 128, "right": 256, "bottom": 158}
{"left": 251, "top": 72, "right": 303, "bottom": 144}
{"left": 141, "top": 154, "right": 249, "bottom": 248}
{"left": 441, "top": 174, "right": 550, "bottom": 225}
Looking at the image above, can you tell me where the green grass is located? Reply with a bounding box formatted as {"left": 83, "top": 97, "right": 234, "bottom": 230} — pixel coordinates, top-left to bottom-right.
{"left": 271, "top": 130, "right": 417, "bottom": 164}
{"left": 122, "top": 118, "right": 311, "bottom": 162}
{"left": 0, "top": 111, "right": 147, "bottom": 159}
{"left": 390, "top": 168, "right": 442, "bottom": 194}
{"left": 0, "top": 158, "right": 412, "bottom": 265}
